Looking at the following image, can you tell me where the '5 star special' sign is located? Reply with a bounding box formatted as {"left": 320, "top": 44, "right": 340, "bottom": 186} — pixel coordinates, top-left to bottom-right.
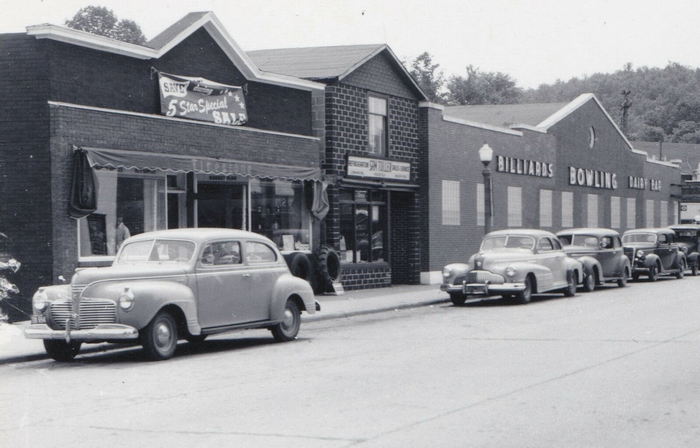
{"left": 158, "top": 72, "right": 247, "bottom": 126}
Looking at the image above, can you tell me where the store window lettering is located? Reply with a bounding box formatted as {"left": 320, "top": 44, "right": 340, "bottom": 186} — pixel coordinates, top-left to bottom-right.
{"left": 496, "top": 155, "right": 553, "bottom": 178}
{"left": 568, "top": 166, "right": 618, "bottom": 190}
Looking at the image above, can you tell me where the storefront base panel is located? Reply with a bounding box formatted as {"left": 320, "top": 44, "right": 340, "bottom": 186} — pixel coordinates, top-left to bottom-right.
{"left": 420, "top": 271, "right": 442, "bottom": 285}
{"left": 341, "top": 263, "right": 392, "bottom": 290}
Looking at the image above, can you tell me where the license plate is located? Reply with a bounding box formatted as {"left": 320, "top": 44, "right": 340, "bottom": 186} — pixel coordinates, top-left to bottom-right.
{"left": 465, "top": 284, "right": 488, "bottom": 295}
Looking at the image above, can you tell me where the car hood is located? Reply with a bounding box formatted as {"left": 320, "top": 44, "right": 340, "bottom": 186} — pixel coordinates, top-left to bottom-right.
{"left": 563, "top": 246, "right": 599, "bottom": 256}
{"left": 675, "top": 241, "right": 695, "bottom": 252}
{"left": 622, "top": 243, "right": 655, "bottom": 250}
{"left": 73, "top": 264, "right": 190, "bottom": 285}
{"left": 473, "top": 249, "right": 535, "bottom": 269}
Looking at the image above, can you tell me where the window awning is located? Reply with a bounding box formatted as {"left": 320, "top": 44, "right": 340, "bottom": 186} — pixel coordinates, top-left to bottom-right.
{"left": 81, "top": 146, "right": 322, "bottom": 181}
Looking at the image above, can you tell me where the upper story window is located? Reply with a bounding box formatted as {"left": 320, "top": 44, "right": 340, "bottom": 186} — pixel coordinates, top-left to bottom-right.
{"left": 368, "top": 96, "right": 387, "bottom": 156}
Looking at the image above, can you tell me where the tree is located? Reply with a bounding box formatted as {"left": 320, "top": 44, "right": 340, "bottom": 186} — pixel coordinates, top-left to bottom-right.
{"left": 66, "top": 6, "right": 146, "bottom": 45}
{"left": 408, "top": 52, "right": 445, "bottom": 103}
{"left": 445, "top": 65, "right": 522, "bottom": 105}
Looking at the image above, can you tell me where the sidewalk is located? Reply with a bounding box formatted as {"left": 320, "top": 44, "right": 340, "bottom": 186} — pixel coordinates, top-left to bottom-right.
{"left": 0, "top": 284, "right": 448, "bottom": 364}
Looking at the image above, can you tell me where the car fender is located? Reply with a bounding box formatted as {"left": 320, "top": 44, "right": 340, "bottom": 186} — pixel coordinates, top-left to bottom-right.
{"left": 442, "top": 263, "right": 471, "bottom": 285}
{"left": 37, "top": 284, "right": 72, "bottom": 303}
{"left": 490, "top": 261, "right": 551, "bottom": 287}
{"left": 687, "top": 252, "right": 700, "bottom": 265}
{"left": 83, "top": 280, "right": 200, "bottom": 334}
{"left": 676, "top": 252, "right": 687, "bottom": 268}
{"left": 564, "top": 257, "right": 584, "bottom": 283}
{"left": 577, "top": 256, "right": 602, "bottom": 282}
{"left": 643, "top": 253, "right": 661, "bottom": 269}
{"left": 269, "top": 273, "right": 316, "bottom": 321}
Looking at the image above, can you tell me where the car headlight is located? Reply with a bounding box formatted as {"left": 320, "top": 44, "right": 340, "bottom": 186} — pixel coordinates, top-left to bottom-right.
{"left": 636, "top": 250, "right": 645, "bottom": 259}
{"left": 118, "top": 287, "right": 135, "bottom": 311}
{"left": 442, "top": 266, "right": 453, "bottom": 278}
{"left": 505, "top": 266, "right": 517, "bottom": 278}
{"left": 32, "top": 288, "right": 48, "bottom": 313}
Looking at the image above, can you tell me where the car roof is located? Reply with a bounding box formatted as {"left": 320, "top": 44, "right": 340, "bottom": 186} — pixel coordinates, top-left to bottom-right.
{"left": 623, "top": 227, "right": 673, "bottom": 235}
{"left": 669, "top": 225, "right": 700, "bottom": 231}
{"left": 556, "top": 228, "right": 620, "bottom": 237}
{"left": 486, "top": 229, "right": 557, "bottom": 238}
{"left": 125, "top": 228, "right": 272, "bottom": 244}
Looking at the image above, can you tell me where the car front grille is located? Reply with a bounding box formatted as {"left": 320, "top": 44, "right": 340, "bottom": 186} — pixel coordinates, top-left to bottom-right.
{"left": 466, "top": 270, "right": 505, "bottom": 284}
{"left": 49, "top": 298, "right": 117, "bottom": 330}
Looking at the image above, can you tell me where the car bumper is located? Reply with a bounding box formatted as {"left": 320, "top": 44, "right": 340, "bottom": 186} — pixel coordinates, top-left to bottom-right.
{"left": 24, "top": 323, "right": 139, "bottom": 342}
{"left": 441, "top": 282, "right": 526, "bottom": 296}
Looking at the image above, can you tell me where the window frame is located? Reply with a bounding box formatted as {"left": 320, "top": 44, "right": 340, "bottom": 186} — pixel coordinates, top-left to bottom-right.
{"left": 367, "top": 94, "right": 388, "bottom": 156}
{"left": 339, "top": 189, "right": 389, "bottom": 264}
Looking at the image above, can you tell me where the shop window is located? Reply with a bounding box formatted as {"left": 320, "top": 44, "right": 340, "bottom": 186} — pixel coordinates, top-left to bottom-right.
{"left": 507, "top": 186, "right": 522, "bottom": 227}
{"left": 442, "top": 180, "right": 460, "bottom": 226}
{"left": 611, "top": 196, "right": 621, "bottom": 228}
{"left": 660, "top": 200, "right": 668, "bottom": 226}
{"left": 539, "top": 189, "right": 552, "bottom": 227}
{"left": 476, "top": 183, "right": 484, "bottom": 226}
{"left": 250, "top": 179, "right": 310, "bottom": 251}
{"left": 646, "top": 199, "right": 655, "bottom": 227}
{"left": 339, "top": 190, "right": 387, "bottom": 263}
{"left": 167, "top": 174, "right": 187, "bottom": 229}
{"left": 368, "top": 96, "right": 387, "bottom": 156}
{"left": 561, "top": 192, "right": 573, "bottom": 228}
{"left": 627, "top": 198, "right": 636, "bottom": 229}
{"left": 587, "top": 194, "right": 598, "bottom": 228}
{"left": 79, "top": 170, "right": 166, "bottom": 258}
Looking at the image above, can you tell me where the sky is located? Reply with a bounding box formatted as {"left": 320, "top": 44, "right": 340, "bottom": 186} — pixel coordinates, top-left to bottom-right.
{"left": 1, "top": 0, "right": 700, "bottom": 88}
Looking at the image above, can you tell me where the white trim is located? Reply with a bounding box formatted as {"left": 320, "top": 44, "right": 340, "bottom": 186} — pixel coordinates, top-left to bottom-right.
{"left": 509, "top": 124, "right": 548, "bottom": 134}
{"left": 48, "top": 101, "right": 321, "bottom": 141}
{"left": 645, "top": 157, "right": 681, "bottom": 168}
{"left": 27, "top": 14, "right": 325, "bottom": 92}
{"left": 442, "top": 115, "right": 523, "bottom": 136}
{"left": 419, "top": 101, "right": 445, "bottom": 111}
{"left": 420, "top": 271, "right": 443, "bottom": 285}
{"left": 337, "top": 44, "right": 428, "bottom": 101}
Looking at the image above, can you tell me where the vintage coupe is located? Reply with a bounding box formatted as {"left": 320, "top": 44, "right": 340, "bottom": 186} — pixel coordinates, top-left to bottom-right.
{"left": 556, "top": 228, "right": 631, "bottom": 290}
{"left": 622, "top": 228, "right": 686, "bottom": 281}
{"left": 668, "top": 224, "right": 700, "bottom": 276}
{"left": 25, "top": 229, "right": 319, "bottom": 361}
{"left": 440, "top": 229, "right": 583, "bottom": 305}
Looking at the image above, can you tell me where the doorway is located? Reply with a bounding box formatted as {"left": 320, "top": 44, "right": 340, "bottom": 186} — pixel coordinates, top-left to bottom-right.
{"left": 196, "top": 183, "right": 246, "bottom": 229}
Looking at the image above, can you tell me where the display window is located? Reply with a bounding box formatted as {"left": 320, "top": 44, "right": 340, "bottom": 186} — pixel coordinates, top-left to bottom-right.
{"left": 339, "top": 189, "right": 387, "bottom": 263}
{"left": 250, "top": 179, "right": 311, "bottom": 251}
{"left": 78, "top": 169, "right": 166, "bottom": 258}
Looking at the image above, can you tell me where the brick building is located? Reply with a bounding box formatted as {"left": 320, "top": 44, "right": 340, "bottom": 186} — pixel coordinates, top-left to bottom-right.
{"left": 420, "top": 94, "right": 682, "bottom": 283}
{"left": 250, "top": 45, "right": 428, "bottom": 289}
{"left": 0, "top": 12, "right": 327, "bottom": 318}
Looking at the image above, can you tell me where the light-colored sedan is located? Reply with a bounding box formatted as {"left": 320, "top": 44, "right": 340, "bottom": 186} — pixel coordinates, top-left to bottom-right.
{"left": 441, "top": 229, "right": 583, "bottom": 305}
{"left": 25, "top": 228, "right": 319, "bottom": 361}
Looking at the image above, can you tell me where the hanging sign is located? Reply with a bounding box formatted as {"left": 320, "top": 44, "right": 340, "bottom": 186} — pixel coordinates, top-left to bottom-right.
{"left": 347, "top": 156, "right": 411, "bottom": 181}
{"left": 158, "top": 72, "right": 247, "bottom": 126}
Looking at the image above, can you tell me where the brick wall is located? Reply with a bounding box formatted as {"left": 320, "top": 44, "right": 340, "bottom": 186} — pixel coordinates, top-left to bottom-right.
{"left": 0, "top": 35, "right": 52, "bottom": 320}
{"left": 46, "top": 29, "right": 313, "bottom": 136}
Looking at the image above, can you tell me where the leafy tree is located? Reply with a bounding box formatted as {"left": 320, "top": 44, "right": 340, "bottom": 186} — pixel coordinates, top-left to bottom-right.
{"left": 408, "top": 52, "right": 445, "bottom": 103}
{"left": 65, "top": 6, "right": 146, "bottom": 45}
{"left": 445, "top": 65, "right": 522, "bottom": 105}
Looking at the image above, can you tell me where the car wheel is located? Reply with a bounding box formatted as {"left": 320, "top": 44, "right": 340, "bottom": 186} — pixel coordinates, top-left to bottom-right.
{"left": 141, "top": 311, "right": 178, "bottom": 361}
{"left": 43, "top": 340, "right": 82, "bottom": 362}
{"left": 515, "top": 275, "right": 533, "bottom": 304}
{"left": 450, "top": 292, "right": 466, "bottom": 306}
{"left": 692, "top": 263, "right": 699, "bottom": 276}
{"left": 676, "top": 260, "right": 686, "bottom": 279}
{"left": 271, "top": 299, "right": 301, "bottom": 342}
{"left": 618, "top": 267, "right": 629, "bottom": 287}
{"left": 632, "top": 272, "right": 640, "bottom": 282}
{"left": 563, "top": 270, "right": 577, "bottom": 297}
{"left": 583, "top": 270, "right": 596, "bottom": 292}
{"left": 648, "top": 265, "right": 658, "bottom": 282}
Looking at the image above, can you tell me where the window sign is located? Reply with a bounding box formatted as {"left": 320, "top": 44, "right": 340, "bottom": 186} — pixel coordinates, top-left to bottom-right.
{"left": 347, "top": 156, "right": 411, "bottom": 181}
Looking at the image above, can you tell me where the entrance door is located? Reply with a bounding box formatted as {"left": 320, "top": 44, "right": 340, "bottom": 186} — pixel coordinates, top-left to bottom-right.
{"left": 197, "top": 183, "right": 246, "bottom": 229}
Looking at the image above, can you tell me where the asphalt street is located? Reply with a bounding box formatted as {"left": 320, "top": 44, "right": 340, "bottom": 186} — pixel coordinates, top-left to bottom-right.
{"left": 2, "top": 275, "right": 700, "bottom": 447}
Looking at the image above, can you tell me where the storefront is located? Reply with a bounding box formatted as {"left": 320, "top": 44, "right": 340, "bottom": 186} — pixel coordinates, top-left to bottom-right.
{"left": 419, "top": 94, "right": 682, "bottom": 284}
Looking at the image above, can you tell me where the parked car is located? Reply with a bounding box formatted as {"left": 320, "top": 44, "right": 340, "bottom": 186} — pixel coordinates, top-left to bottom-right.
{"left": 556, "top": 228, "right": 631, "bottom": 290}
{"left": 668, "top": 224, "right": 700, "bottom": 276}
{"left": 25, "top": 228, "right": 319, "bottom": 361}
{"left": 622, "top": 228, "right": 686, "bottom": 281}
{"left": 440, "top": 229, "right": 583, "bottom": 305}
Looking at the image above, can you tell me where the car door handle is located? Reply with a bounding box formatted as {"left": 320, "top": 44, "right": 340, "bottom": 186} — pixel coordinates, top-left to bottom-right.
{"left": 242, "top": 273, "right": 251, "bottom": 278}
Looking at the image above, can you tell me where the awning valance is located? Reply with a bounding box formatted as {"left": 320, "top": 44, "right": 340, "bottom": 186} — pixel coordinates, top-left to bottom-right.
{"left": 81, "top": 146, "right": 322, "bottom": 181}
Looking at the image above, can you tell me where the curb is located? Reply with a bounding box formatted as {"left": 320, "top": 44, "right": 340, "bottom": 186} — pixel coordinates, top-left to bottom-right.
{"left": 0, "top": 297, "right": 450, "bottom": 365}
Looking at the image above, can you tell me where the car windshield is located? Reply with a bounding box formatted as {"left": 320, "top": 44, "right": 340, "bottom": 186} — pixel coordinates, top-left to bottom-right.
{"left": 481, "top": 235, "right": 536, "bottom": 251}
{"left": 622, "top": 233, "right": 657, "bottom": 244}
{"left": 674, "top": 230, "right": 698, "bottom": 241}
{"left": 116, "top": 239, "right": 196, "bottom": 265}
{"left": 568, "top": 235, "right": 600, "bottom": 248}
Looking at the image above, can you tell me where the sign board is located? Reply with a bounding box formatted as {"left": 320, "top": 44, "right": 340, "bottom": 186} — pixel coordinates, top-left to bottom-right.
{"left": 680, "top": 203, "right": 700, "bottom": 222}
{"left": 347, "top": 156, "right": 411, "bottom": 181}
{"left": 496, "top": 155, "right": 553, "bottom": 178}
{"left": 158, "top": 72, "right": 247, "bottom": 126}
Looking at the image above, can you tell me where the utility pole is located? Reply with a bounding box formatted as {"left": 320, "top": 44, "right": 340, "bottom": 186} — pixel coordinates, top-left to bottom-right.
{"left": 621, "top": 90, "right": 631, "bottom": 136}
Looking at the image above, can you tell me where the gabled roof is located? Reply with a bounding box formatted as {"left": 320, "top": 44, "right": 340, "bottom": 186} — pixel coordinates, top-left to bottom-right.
{"left": 444, "top": 102, "right": 566, "bottom": 128}
{"left": 248, "top": 44, "right": 428, "bottom": 100}
{"left": 25, "top": 12, "right": 323, "bottom": 91}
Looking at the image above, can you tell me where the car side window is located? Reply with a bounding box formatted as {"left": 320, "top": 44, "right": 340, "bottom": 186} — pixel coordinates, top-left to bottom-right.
{"left": 551, "top": 238, "right": 562, "bottom": 250}
{"left": 658, "top": 234, "right": 667, "bottom": 244}
{"left": 246, "top": 241, "right": 277, "bottom": 264}
{"left": 600, "top": 236, "right": 613, "bottom": 249}
{"left": 200, "top": 241, "right": 242, "bottom": 266}
{"left": 537, "top": 238, "right": 554, "bottom": 252}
